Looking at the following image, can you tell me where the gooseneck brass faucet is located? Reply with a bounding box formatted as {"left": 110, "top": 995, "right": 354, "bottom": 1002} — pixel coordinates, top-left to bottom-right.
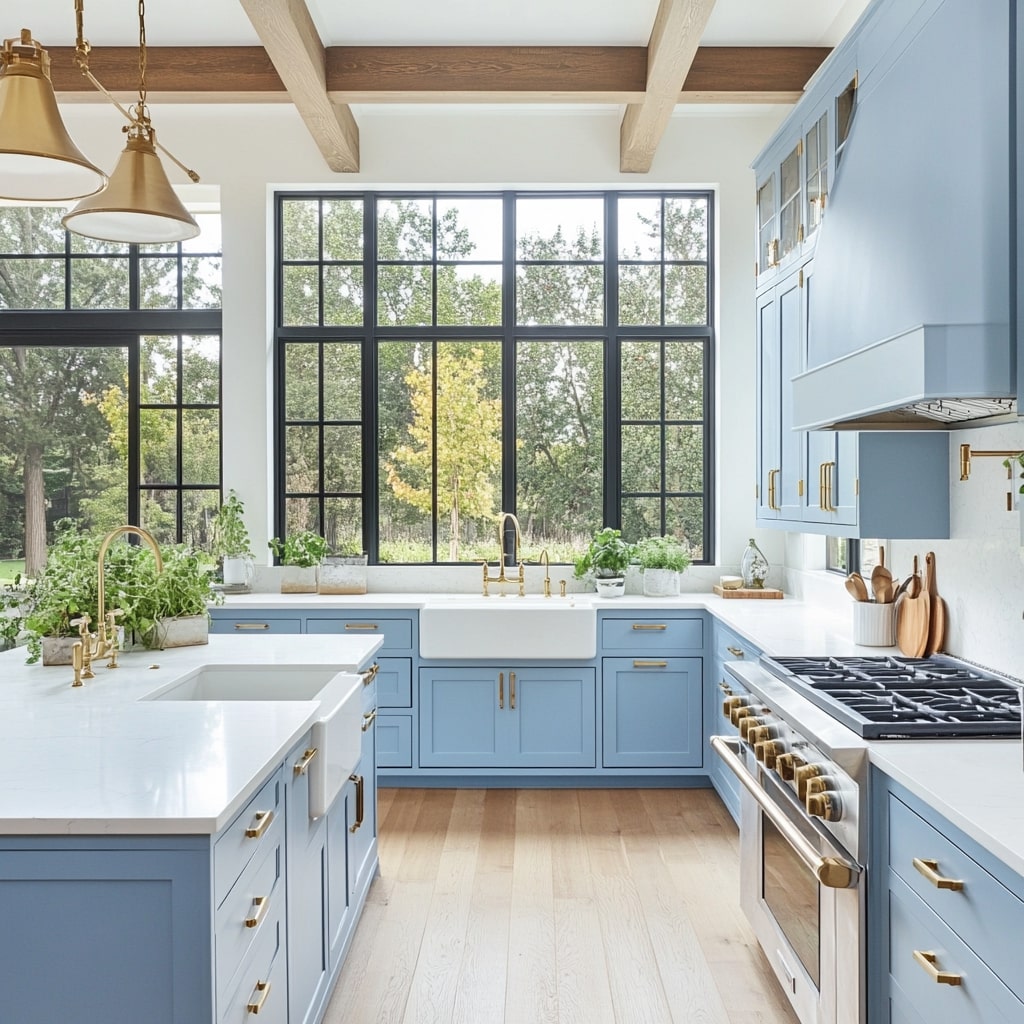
{"left": 482, "top": 512, "right": 525, "bottom": 596}
{"left": 72, "top": 525, "right": 164, "bottom": 687}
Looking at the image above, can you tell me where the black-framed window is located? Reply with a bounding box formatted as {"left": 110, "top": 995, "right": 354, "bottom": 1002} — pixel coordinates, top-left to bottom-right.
{"left": 0, "top": 207, "right": 222, "bottom": 566}
{"left": 276, "top": 191, "right": 714, "bottom": 564}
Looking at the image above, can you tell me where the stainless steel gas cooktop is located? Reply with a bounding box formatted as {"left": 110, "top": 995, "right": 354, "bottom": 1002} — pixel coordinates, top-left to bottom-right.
{"left": 759, "top": 654, "right": 1024, "bottom": 739}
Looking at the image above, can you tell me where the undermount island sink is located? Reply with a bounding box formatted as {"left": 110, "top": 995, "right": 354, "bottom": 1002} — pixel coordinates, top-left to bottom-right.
{"left": 142, "top": 665, "right": 363, "bottom": 817}
{"left": 420, "top": 595, "right": 597, "bottom": 660}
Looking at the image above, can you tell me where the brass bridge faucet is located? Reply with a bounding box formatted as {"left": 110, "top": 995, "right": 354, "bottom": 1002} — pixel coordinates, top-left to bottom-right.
{"left": 72, "top": 525, "right": 164, "bottom": 687}
{"left": 482, "top": 512, "right": 525, "bottom": 597}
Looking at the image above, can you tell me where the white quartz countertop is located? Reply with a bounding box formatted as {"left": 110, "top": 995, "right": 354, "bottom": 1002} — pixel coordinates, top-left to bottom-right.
{"left": 0, "top": 634, "right": 381, "bottom": 836}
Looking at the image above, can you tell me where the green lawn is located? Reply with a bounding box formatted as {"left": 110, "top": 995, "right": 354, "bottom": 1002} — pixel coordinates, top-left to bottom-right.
{"left": 0, "top": 559, "right": 25, "bottom": 584}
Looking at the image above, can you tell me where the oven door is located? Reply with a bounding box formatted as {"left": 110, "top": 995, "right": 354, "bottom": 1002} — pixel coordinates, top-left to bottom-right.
{"left": 711, "top": 736, "right": 863, "bottom": 1024}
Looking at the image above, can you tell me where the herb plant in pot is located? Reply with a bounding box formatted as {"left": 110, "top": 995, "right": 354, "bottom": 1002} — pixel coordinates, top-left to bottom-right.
{"left": 210, "top": 490, "right": 254, "bottom": 591}
{"left": 269, "top": 531, "right": 329, "bottom": 594}
{"left": 143, "top": 546, "right": 222, "bottom": 649}
{"left": 574, "top": 527, "right": 633, "bottom": 598}
{"left": 634, "top": 535, "right": 691, "bottom": 598}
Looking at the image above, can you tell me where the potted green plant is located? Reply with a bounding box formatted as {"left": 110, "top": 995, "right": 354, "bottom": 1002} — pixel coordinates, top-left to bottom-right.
{"left": 210, "top": 489, "right": 254, "bottom": 591}
{"left": 634, "top": 535, "right": 691, "bottom": 597}
{"left": 269, "top": 530, "right": 329, "bottom": 593}
{"left": 143, "top": 545, "right": 223, "bottom": 649}
{"left": 574, "top": 527, "right": 633, "bottom": 598}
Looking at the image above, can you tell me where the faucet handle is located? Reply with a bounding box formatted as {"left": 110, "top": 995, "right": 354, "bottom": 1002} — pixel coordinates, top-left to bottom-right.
{"left": 559, "top": 579, "right": 567, "bottom": 598}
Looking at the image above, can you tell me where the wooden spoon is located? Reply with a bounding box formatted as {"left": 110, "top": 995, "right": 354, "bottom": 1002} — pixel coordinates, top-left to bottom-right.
{"left": 871, "top": 545, "right": 894, "bottom": 603}
{"left": 924, "top": 551, "right": 947, "bottom": 656}
{"left": 845, "top": 572, "right": 869, "bottom": 602}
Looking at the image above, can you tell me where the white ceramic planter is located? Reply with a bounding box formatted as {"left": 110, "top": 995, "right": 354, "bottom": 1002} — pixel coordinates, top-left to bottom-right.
{"left": 319, "top": 555, "right": 368, "bottom": 595}
{"left": 149, "top": 614, "right": 210, "bottom": 649}
{"left": 642, "top": 568, "right": 680, "bottom": 598}
{"left": 222, "top": 554, "right": 253, "bottom": 591}
{"left": 281, "top": 565, "right": 318, "bottom": 594}
{"left": 594, "top": 576, "right": 626, "bottom": 598}
{"left": 41, "top": 636, "right": 80, "bottom": 665}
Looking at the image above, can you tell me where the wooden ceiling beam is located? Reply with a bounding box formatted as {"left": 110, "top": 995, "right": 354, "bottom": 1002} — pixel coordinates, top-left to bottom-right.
{"left": 47, "top": 44, "right": 829, "bottom": 104}
{"left": 238, "top": 0, "right": 359, "bottom": 172}
{"left": 620, "top": 0, "right": 717, "bottom": 174}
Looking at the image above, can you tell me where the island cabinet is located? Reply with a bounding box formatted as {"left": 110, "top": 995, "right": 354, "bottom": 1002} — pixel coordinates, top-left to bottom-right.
{"left": 600, "top": 612, "right": 704, "bottom": 770}
{"left": 418, "top": 665, "right": 597, "bottom": 770}
{"left": 869, "top": 771, "right": 1024, "bottom": 1024}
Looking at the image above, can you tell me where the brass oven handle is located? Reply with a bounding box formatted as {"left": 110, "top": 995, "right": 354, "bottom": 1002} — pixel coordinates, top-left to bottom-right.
{"left": 244, "top": 895, "right": 269, "bottom": 929}
{"left": 710, "top": 736, "right": 860, "bottom": 890}
{"left": 913, "top": 949, "right": 962, "bottom": 986}
{"left": 912, "top": 857, "right": 964, "bottom": 892}
{"left": 244, "top": 809, "right": 274, "bottom": 839}
{"left": 292, "top": 747, "right": 318, "bottom": 775}
{"left": 247, "top": 979, "right": 271, "bottom": 1014}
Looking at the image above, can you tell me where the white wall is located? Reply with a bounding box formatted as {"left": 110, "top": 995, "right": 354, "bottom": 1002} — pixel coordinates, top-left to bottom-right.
{"left": 57, "top": 101, "right": 787, "bottom": 581}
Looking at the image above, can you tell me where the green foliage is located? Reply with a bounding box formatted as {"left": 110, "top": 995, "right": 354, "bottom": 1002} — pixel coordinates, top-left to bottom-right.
{"left": 211, "top": 490, "right": 253, "bottom": 557}
{"left": 269, "top": 531, "right": 328, "bottom": 567}
{"left": 574, "top": 527, "right": 633, "bottom": 580}
{"left": 633, "top": 535, "right": 692, "bottom": 573}
{"left": 144, "top": 546, "right": 221, "bottom": 636}
{"left": 1002, "top": 453, "right": 1024, "bottom": 494}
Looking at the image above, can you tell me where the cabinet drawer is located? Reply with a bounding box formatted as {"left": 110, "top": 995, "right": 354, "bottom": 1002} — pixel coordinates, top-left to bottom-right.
{"left": 214, "top": 769, "right": 283, "bottom": 908}
{"left": 210, "top": 615, "right": 302, "bottom": 635}
{"left": 215, "top": 833, "right": 284, "bottom": 1007}
{"left": 600, "top": 615, "right": 703, "bottom": 651}
{"left": 375, "top": 657, "right": 412, "bottom": 707}
{"left": 889, "top": 875, "right": 1024, "bottom": 1024}
{"left": 219, "top": 901, "right": 287, "bottom": 1024}
{"left": 889, "top": 794, "right": 1024, "bottom": 999}
{"left": 377, "top": 714, "right": 412, "bottom": 768}
{"left": 306, "top": 614, "right": 414, "bottom": 652}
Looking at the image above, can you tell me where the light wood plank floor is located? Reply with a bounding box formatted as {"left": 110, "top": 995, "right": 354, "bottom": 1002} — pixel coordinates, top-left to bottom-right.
{"left": 324, "top": 787, "right": 799, "bottom": 1024}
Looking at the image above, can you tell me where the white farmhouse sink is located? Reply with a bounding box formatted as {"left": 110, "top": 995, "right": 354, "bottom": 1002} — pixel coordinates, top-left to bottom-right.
{"left": 420, "top": 597, "right": 596, "bottom": 660}
{"left": 142, "top": 665, "right": 363, "bottom": 818}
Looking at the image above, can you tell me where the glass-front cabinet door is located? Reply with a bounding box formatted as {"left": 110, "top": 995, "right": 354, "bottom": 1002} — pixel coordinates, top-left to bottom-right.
{"left": 757, "top": 174, "right": 777, "bottom": 275}
{"left": 805, "top": 111, "right": 828, "bottom": 238}
{"left": 778, "top": 143, "right": 802, "bottom": 264}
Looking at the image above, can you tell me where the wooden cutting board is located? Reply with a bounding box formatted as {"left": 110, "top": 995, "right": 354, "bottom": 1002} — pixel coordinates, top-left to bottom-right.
{"left": 924, "top": 551, "right": 946, "bottom": 656}
{"left": 713, "top": 586, "right": 784, "bottom": 599}
{"left": 896, "top": 586, "right": 931, "bottom": 657}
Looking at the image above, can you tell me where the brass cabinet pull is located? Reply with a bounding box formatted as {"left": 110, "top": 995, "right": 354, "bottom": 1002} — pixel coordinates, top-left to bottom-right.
{"left": 633, "top": 660, "right": 668, "bottom": 668}
{"left": 510, "top": 671, "right": 516, "bottom": 710}
{"left": 345, "top": 623, "right": 379, "bottom": 631}
{"left": 913, "top": 857, "right": 964, "bottom": 892}
{"left": 234, "top": 622, "right": 269, "bottom": 630}
{"left": 246, "top": 979, "right": 271, "bottom": 1013}
{"left": 726, "top": 646, "right": 745, "bottom": 658}
{"left": 292, "top": 747, "right": 318, "bottom": 776}
{"left": 244, "top": 895, "right": 269, "bottom": 929}
{"left": 349, "top": 773, "right": 364, "bottom": 833}
{"left": 362, "top": 708, "right": 376, "bottom": 732}
{"left": 244, "top": 809, "right": 274, "bottom": 839}
{"left": 767, "top": 467, "right": 779, "bottom": 511}
{"left": 362, "top": 662, "right": 379, "bottom": 686}
{"left": 632, "top": 623, "right": 667, "bottom": 631}
{"left": 824, "top": 461, "right": 837, "bottom": 512}
{"left": 913, "top": 949, "right": 962, "bottom": 986}
{"left": 498, "top": 671, "right": 504, "bottom": 709}
{"left": 818, "top": 462, "right": 826, "bottom": 511}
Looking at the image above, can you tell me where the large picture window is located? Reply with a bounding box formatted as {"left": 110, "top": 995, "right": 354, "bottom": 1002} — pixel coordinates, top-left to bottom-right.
{"left": 276, "top": 191, "right": 713, "bottom": 564}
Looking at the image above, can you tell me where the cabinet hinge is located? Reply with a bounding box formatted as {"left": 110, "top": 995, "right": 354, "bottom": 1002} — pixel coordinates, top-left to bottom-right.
{"left": 798, "top": 480, "right": 804, "bottom": 497}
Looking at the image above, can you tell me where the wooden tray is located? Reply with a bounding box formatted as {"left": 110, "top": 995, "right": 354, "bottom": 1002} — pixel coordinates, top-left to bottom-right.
{"left": 713, "top": 585, "right": 783, "bottom": 600}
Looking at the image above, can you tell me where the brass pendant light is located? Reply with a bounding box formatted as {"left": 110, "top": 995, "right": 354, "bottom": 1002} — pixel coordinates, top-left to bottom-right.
{"left": 62, "top": 0, "right": 200, "bottom": 244}
{"left": 0, "top": 30, "right": 107, "bottom": 201}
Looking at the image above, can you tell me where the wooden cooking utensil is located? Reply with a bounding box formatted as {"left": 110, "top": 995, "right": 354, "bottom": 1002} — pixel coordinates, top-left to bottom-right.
{"left": 845, "top": 572, "right": 869, "bottom": 602}
{"left": 924, "top": 551, "right": 946, "bottom": 656}
{"left": 871, "top": 545, "right": 894, "bottom": 603}
{"left": 896, "top": 556, "right": 930, "bottom": 657}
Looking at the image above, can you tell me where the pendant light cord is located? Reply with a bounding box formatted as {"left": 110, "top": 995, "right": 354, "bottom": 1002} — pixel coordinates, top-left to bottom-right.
{"left": 72, "top": 0, "right": 199, "bottom": 182}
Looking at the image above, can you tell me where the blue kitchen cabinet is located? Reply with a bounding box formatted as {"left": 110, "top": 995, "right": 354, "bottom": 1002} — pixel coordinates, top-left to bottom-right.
{"left": 869, "top": 771, "right": 1024, "bottom": 1023}
{"left": 418, "top": 665, "right": 596, "bottom": 770}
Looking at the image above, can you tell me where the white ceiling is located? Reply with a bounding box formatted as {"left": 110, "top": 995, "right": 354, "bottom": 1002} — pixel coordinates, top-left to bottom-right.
{"left": 5, "top": 0, "right": 871, "bottom": 50}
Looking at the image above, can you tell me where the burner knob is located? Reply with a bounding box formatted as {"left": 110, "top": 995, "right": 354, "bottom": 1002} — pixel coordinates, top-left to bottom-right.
{"left": 739, "top": 715, "right": 765, "bottom": 740}
{"left": 731, "top": 704, "right": 754, "bottom": 727}
{"left": 755, "top": 739, "right": 785, "bottom": 770}
{"left": 775, "top": 752, "right": 805, "bottom": 781}
{"left": 723, "top": 695, "right": 745, "bottom": 718}
{"left": 794, "top": 763, "right": 823, "bottom": 801}
{"left": 806, "top": 790, "right": 843, "bottom": 822}
{"left": 747, "top": 725, "right": 774, "bottom": 747}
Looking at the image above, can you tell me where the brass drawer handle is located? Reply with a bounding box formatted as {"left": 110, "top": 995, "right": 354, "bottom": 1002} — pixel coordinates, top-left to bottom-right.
{"left": 244, "top": 809, "right": 274, "bottom": 839}
{"left": 349, "top": 773, "right": 364, "bottom": 833}
{"left": 510, "top": 671, "right": 516, "bottom": 710}
{"left": 913, "top": 857, "right": 964, "bottom": 892}
{"left": 234, "top": 622, "right": 270, "bottom": 630}
{"left": 345, "top": 622, "right": 379, "bottom": 630}
{"left": 362, "top": 662, "right": 379, "bottom": 686}
{"left": 632, "top": 623, "right": 667, "bottom": 631}
{"left": 913, "top": 949, "right": 962, "bottom": 986}
{"left": 362, "top": 708, "right": 377, "bottom": 732}
{"left": 498, "top": 671, "right": 504, "bottom": 709}
{"left": 292, "top": 747, "right": 317, "bottom": 775}
{"left": 726, "top": 646, "right": 745, "bottom": 657}
{"left": 247, "top": 979, "right": 271, "bottom": 1013}
{"left": 244, "top": 895, "right": 269, "bottom": 929}
{"left": 633, "top": 660, "right": 668, "bottom": 668}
